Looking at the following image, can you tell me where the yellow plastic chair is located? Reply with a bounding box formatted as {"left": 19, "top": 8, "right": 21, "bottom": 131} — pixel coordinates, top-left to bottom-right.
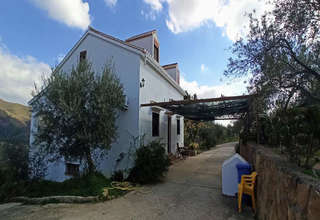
{"left": 238, "top": 171, "right": 257, "bottom": 213}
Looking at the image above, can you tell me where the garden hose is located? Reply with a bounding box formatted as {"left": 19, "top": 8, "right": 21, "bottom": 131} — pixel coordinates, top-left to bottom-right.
{"left": 110, "top": 181, "right": 139, "bottom": 191}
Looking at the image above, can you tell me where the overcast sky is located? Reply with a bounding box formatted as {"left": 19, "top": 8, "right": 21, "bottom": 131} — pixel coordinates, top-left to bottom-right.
{"left": 0, "top": 0, "right": 271, "bottom": 105}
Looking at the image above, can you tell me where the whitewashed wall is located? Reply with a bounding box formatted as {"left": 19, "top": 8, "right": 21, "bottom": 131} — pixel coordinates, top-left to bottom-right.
{"left": 30, "top": 33, "right": 141, "bottom": 181}
{"left": 127, "top": 35, "right": 153, "bottom": 56}
{"left": 139, "top": 60, "right": 184, "bottom": 154}
{"left": 164, "top": 67, "right": 179, "bottom": 83}
{"left": 30, "top": 31, "right": 185, "bottom": 182}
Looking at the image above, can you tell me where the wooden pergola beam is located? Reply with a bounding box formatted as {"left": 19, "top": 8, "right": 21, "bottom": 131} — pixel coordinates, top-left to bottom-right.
{"left": 140, "top": 94, "right": 255, "bottom": 107}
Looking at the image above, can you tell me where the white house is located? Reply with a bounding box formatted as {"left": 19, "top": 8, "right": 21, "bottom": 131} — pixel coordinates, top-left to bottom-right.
{"left": 29, "top": 27, "right": 185, "bottom": 182}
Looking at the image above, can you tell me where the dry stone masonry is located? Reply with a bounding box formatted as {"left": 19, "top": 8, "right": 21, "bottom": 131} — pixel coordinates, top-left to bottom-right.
{"left": 240, "top": 142, "right": 320, "bottom": 220}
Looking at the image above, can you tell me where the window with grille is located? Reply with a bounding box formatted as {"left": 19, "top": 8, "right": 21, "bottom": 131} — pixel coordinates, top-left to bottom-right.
{"left": 65, "top": 163, "right": 79, "bottom": 176}
{"left": 154, "top": 45, "right": 159, "bottom": 62}
{"left": 80, "top": 50, "right": 87, "bottom": 62}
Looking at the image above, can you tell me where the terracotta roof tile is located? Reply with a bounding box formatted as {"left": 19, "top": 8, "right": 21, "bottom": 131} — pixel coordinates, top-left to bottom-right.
{"left": 162, "top": 63, "right": 178, "bottom": 69}
{"left": 125, "top": 30, "right": 157, "bottom": 42}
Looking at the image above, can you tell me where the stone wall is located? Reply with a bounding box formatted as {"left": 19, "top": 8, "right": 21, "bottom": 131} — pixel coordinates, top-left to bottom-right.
{"left": 240, "top": 142, "right": 320, "bottom": 220}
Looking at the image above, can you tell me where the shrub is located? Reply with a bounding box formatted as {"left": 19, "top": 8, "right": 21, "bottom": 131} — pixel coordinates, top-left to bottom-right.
{"left": 111, "top": 170, "right": 124, "bottom": 182}
{"left": 198, "top": 127, "right": 217, "bottom": 150}
{"left": 128, "top": 140, "right": 170, "bottom": 184}
{"left": 0, "top": 142, "right": 29, "bottom": 202}
{"left": 189, "top": 142, "right": 199, "bottom": 150}
{"left": 262, "top": 105, "right": 320, "bottom": 168}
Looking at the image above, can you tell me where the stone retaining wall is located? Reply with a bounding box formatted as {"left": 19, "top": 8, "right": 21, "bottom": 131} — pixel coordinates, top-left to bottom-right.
{"left": 240, "top": 142, "right": 320, "bottom": 220}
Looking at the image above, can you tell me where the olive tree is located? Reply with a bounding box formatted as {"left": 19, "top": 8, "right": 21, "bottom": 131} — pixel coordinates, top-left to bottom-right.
{"left": 225, "top": 0, "right": 320, "bottom": 110}
{"left": 32, "top": 60, "right": 125, "bottom": 174}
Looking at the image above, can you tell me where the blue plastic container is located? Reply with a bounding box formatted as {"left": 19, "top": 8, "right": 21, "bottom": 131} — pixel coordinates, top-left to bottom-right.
{"left": 236, "top": 162, "right": 252, "bottom": 206}
{"left": 236, "top": 163, "right": 252, "bottom": 183}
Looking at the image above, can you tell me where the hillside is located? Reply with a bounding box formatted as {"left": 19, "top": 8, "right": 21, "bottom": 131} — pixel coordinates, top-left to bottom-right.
{"left": 0, "top": 98, "right": 31, "bottom": 144}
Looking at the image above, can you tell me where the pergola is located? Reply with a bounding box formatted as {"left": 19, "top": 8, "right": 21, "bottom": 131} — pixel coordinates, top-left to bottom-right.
{"left": 141, "top": 95, "right": 255, "bottom": 121}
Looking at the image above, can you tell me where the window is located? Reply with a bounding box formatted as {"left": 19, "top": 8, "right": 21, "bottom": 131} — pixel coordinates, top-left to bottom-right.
{"left": 152, "top": 112, "right": 160, "bottom": 136}
{"left": 154, "top": 45, "right": 159, "bottom": 62}
{"left": 177, "top": 119, "right": 180, "bottom": 135}
{"left": 65, "top": 163, "right": 79, "bottom": 176}
{"left": 80, "top": 50, "right": 87, "bottom": 62}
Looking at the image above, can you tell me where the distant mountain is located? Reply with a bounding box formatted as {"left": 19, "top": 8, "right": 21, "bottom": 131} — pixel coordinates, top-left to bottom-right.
{"left": 0, "top": 99, "right": 31, "bottom": 144}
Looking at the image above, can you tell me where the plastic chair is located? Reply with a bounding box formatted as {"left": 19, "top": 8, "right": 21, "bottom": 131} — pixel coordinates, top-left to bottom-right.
{"left": 238, "top": 171, "right": 257, "bottom": 213}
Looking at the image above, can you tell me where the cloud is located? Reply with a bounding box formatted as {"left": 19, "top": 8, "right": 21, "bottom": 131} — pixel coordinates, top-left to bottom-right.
{"left": 31, "top": 0, "right": 91, "bottom": 30}
{"left": 200, "top": 64, "right": 208, "bottom": 72}
{"left": 180, "top": 76, "right": 249, "bottom": 99}
{"left": 0, "top": 45, "right": 51, "bottom": 105}
{"left": 143, "top": 0, "right": 273, "bottom": 41}
{"left": 141, "top": 0, "right": 164, "bottom": 20}
{"left": 104, "top": 0, "right": 117, "bottom": 7}
{"left": 143, "top": 0, "right": 163, "bottom": 11}
{"left": 141, "top": 9, "right": 157, "bottom": 21}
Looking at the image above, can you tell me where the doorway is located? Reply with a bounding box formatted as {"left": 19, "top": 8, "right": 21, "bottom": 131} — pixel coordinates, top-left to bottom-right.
{"left": 167, "top": 116, "right": 171, "bottom": 153}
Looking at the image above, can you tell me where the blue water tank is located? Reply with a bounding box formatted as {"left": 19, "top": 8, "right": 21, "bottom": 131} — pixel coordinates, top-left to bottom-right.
{"left": 236, "top": 163, "right": 252, "bottom": 183}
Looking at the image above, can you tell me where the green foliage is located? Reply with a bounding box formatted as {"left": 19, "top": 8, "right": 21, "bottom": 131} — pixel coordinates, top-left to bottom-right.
{"left": 0, "top": 142, "right": 29, "bottom": 201}
{"left": 184, "top": 119, "right": 239, "bottom": 150}
{"left": 0, "top": 172, "right": 124, "bottom": 202}
{"left": 111, "top": 170, "right": 124, "bottom": 182}
{"left": 128, "top": 140, "right": 170, "bottom": 184}
{"left": 24, "top": 172, "right": 114, "bottom": 197}
{"left": 32, "top": 60, "right": 125, "bottom": 173}
{"left": 224, "top": 0, "right": 320, "bottom": 171}
{"left": 263, "top": 105, "right": 320, "bottom": 168}
{"left": 225, "top": 0, "right": 320, "bottom": 114}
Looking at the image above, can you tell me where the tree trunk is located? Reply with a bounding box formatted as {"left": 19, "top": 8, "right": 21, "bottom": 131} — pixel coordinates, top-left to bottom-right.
{"left": 85, "top": 149, "right": 95, "bottom": 174}
{"left": 304, "top": 135, "right": 313, "bottom": 169}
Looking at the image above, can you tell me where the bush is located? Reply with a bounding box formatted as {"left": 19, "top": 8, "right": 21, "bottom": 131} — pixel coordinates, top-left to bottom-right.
{"left": 0, "top": 142, "right": 29, "bottom": 202}
{"left": 262, "top": 105, "right": 320, "bottom": 168}
{"left": 189, "top": 142, "right": 199, "bottom": 150}
{"left": 198, "top": 127, "right": 217, "bottom": 150}
{"left": 128, "top": 140, "right": 170, "bottom": 184}
{"left": 24, "top": 172, "right": 112, "bottom": 198}
{"left": 111, "top": 170, "right": 124, "bottom": 182}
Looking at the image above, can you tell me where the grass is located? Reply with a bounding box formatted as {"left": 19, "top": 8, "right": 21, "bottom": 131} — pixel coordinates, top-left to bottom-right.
{"left": 22, "top": 173, "right": 126, "bottom": 198}
{"left": 0, "top": 172, "right": 126, "bottom": 202}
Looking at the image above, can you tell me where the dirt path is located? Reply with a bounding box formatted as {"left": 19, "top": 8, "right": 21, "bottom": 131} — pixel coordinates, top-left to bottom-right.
{"left": 0, "top": 142, "right": 254, "bottom": 220}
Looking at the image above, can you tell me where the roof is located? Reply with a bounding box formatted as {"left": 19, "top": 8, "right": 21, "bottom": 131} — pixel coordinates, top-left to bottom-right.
{"left": 89, "top": 26, "right": 146, "bottom": 54}
{"left": 125, "top": 30, "right": 157, "bottom": 42}
{"left": 141, "top": 95, "right": 254, "bottom": 121}
{"left": 162, "top": 63, "right": 178, "bottom": 69}
{"left": 29, "top": 27, "right": 185, "bottom": 105}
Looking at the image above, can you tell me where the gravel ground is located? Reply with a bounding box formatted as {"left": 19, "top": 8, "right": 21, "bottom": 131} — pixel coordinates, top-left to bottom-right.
{"left": 0, "top": 142, "right": 254, "bottom": 220}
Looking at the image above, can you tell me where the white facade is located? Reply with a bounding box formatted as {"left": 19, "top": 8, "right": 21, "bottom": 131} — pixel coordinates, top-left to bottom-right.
{"left": 29, "top": 27, "right": 185, "bottom": 182}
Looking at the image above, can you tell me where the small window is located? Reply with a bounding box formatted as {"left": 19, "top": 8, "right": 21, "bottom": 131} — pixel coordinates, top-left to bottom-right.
{"left": 154, "top": 45, "right": 159, "bottom": 62}
{"left": 152, "top": 112, "right": 160, "bottom": 137}
{"left": 80, "top": 50, "right": 87, "bottom": 62}
{"left": 177, "top": 119, "right": 180, "bottom": 135}
{"left": 65, "top": 163, "right": 79, "bottom": 176}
